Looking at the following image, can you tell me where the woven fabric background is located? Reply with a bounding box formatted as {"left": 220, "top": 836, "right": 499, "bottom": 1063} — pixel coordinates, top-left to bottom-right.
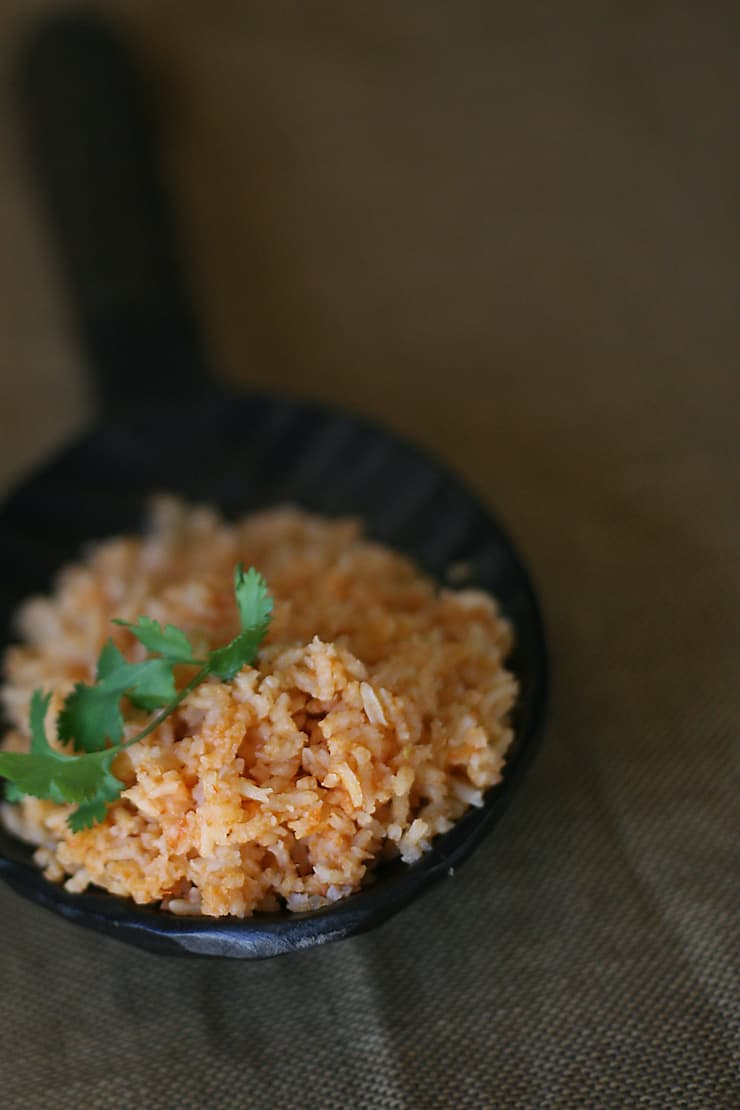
{"left": 0, "top": 3, "right": 737, "bottom": 1107}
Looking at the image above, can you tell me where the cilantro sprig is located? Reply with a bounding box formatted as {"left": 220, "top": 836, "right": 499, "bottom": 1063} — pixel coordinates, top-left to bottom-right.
{"left": 0, "top": 565, "right": 272, "bottom": 832}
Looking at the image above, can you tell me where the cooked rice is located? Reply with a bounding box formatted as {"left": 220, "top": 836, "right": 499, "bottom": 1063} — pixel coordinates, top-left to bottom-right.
{"left": 0, "top": 497, "right": 517, "bottom": 917}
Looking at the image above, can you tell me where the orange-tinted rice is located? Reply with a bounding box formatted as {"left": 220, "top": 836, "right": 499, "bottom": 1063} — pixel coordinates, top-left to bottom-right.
{"left": 0, "top": 498, "right": 517, "bottom": 917}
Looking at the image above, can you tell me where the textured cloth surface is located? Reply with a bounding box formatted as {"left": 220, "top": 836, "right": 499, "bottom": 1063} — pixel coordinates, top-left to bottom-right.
{"left": 0, "top": 3, "right": 737, "bottom": 1108}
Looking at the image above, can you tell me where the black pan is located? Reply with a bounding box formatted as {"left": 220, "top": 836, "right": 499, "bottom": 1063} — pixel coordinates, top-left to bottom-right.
{"left": 0, "top": 12, "right": 548, "bottom": 958}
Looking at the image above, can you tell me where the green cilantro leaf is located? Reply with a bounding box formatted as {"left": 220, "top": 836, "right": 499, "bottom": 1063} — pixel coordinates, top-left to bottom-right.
{"left": 209, "top": 565, "right": 273, "bottom": 680}
{"left": 0, "top": 746, "right": 124, "bottom": 828}
{"left": 112, "top": 616, "right": 194, "bottom": 663}
{"left": 67, "top": 798, "right": 110, "bottom": 832}
{"left": 58, "top": 681, "right": 124, "bottom": 752}
{"left": 96, "top": 639, "right": 177, "bottom": 708}
{"left": 58, "top": 642, "right": 177, "bottom": 752}
{"left": 67, "top": 760, "right": 125, "bottom": 832}
{"left": 234, "top": 564, "right": 274, "bottom": 634}
{"left": 122, "top": 659, "right": 178, "bottom": 712}
{"left": 29, "top": 688, "right": 54, "bottom": 756}
{"left": 96, "top": 639, "right": 127, "bottom": 681}
{"left": 207, "top": 633, "right": 258, "bottom": 681}
{"left": 0, "top": 692, "right": 125, "bottom": 816}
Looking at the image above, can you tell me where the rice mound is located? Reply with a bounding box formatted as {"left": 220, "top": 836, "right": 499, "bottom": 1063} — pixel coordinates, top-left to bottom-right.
{"left": 0, "top": 498, "right": 518, "bottom": 917}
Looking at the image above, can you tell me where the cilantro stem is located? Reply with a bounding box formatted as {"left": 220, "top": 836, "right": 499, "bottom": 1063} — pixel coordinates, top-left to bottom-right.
{"left": 119, "top": 664, "right": 211, "bottom": 752}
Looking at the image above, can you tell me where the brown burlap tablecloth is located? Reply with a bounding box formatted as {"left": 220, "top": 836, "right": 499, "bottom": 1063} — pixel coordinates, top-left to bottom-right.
{"left": 0, "top": 4, "right": 737, "bottom": 1107}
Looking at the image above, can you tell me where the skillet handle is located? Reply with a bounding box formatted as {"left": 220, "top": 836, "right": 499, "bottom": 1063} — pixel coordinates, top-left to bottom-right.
{"left": 17, "top": 11, "right": 211, "bottom": 415}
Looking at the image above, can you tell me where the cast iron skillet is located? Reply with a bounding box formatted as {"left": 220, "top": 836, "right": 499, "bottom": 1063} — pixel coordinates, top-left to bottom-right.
{"left": 0, "top": 12, "right": 548, "bottom": 958}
